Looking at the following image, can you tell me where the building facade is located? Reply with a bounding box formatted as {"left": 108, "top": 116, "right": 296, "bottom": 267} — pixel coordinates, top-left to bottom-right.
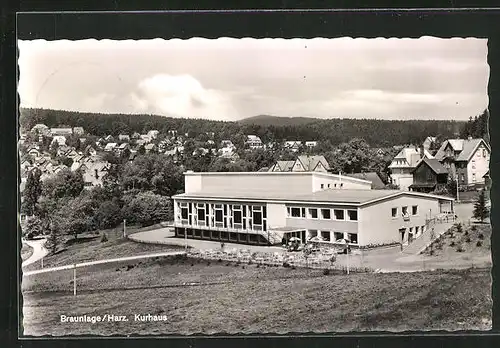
{"left": 172, "top": 172, "right": 454, "bottom": 247}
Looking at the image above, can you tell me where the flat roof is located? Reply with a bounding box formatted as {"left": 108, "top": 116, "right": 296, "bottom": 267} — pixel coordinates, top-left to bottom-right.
{"left": 174, "top": 188, "right": 454, "bottom": 206}
{"left": 184, "top": 171, "right": 372, "bottom": 184}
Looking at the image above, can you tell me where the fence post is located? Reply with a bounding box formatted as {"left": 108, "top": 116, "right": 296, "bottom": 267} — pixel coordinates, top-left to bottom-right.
{"left": 123, "top": 219, "right": 127, "bottom": 238}
{"left": 41, "top": 256, "right": 43, "bottom": 269}
{"left": 73, "top": 264, "right": 77, "bottom": 296}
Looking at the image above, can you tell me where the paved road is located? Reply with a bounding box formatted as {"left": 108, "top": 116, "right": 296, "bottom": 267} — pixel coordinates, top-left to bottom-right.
{"left": 23, "top": 251, "right": 186, "bottom": 276}
{"left": 22, "top": 238, "right": 49, "bottom": 268}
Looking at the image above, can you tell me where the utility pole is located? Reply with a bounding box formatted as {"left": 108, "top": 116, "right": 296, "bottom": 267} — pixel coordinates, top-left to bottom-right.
{"left": 123, "top": 219, "right": 127, "bottom": 238}
{"left": 456, "top": 179, "right": 460, "bottom": 203}
{"left": 73, "top": 264, "right": 77, "bottom": 296}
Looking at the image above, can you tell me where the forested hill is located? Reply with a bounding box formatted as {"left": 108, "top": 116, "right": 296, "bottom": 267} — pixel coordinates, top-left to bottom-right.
{"left": 20, "top": 108, "right": 466, "bottom": 147}
{"left": 239, "top": 115, "right": 318, "bottom": 127}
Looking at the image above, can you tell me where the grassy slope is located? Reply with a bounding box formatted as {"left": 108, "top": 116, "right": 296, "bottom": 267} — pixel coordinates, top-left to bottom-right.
{"left": 23, "top": 227, "right": 183, "bottom": 272}
{"left": 22, "top": 256, "right": 492, "bottom": 335}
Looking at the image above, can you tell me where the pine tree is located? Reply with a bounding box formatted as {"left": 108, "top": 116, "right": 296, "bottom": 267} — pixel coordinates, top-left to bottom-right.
{"left": 22, "top": 168, "right": 42, "bottom": 217}
{"left": 473, "top": 189, "right": 489, "bottom": 223}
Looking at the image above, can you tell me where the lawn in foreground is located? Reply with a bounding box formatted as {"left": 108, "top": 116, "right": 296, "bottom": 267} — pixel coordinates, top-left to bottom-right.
{"left": 23, "top": 229, "right": 184, "bottom": 272}
{"left": 22, "top": 256, "right": 492, "bottom": 335}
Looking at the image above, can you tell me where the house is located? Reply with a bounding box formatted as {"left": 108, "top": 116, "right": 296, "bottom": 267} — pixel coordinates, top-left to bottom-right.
{"left": 172, "top": 171, "right": 454, "bottom": 247}
{"left": 434, "top": 137, "right": 490, "bottom": 187}
{"left": 168, "top": 130, "right": 178, "bottom": 137}
{"left": 104, "top": 142, "right": 118, "bottom": 152}
{"left": 206, "top": 131, "right": 215, "bottom": 139}
{"left": 135, "top": 139, "right": 146, "bottom": 147}
{"left": 147, "top": 130, "right": 160, "bottom": 140}
{"left": 104, "top": 135, "right": 115, "bottom": 142}
{"left": 193, "top": 147, "right": 210, "bottom": 156}
{"left": 221, "top": 140, "right": 235, "bottom": 149}
{"left": 409, "top": 158, "right": 449, "bottom": 193}
{"left": 219, "top": 147, "right": 235, "bottom": 158}
{"left": 422, "top": 136, "right": 437, "bottom": 151}
{"left": 284, "top": 141, "right": 302, "bottom": 152}
{"left": 51, "top": 135, "right": 67, "bottom": 146}
{"left": 82, "top": 160, "right": 110, "bottom": 188}
{"left": 346, "top": 172, "right": 386, "bottom": 190}
{"left": 305, "top": 141, "right": 318, "bottom": 148}
{"left": 131, "top": 132, "right": 141, "bottom": 139}
{"left": 140, "top": 134, "right": 152, "bottom": 143}
{"left": 79, "top": 138, "right": 87, "bottom": 144}
{"left": 144, "top": 143, "right": 157, "bottom": 153}
{"left": 118, "top": 134, "right": 130, "bottom": 142}
{"left": 292, "top": 155, "right": 330, "bottom": 172}
{"left": 73, "top": 127, "right": 85, "bottom": 135}
{"left": 116, "top": 143, "right": 130, "bottom": 155}
{"left": 206, "top": 140, "right": 215, "bottom": 146}
{"left": 389, "top": 146, "right": 433, "bottom": 191}
{"left": 84, "top": 145, "right": 97, "bottom": 157}
{"left": 268, "top": 160, "right": 295, "bottom": 172}
{"left": 27, "top": 147, "right": 41, "bottom": 158}
{"left": 51, "top": 128, "right": 73, "bottom": 136}
{"left": 246, "top": 135, "right": 263, "bottom": 149}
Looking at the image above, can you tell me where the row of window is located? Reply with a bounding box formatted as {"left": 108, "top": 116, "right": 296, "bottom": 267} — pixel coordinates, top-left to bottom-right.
{"left": 392, "top": 205, "right": 418, "bottom": 218}
{"left": 178, "top": 202, "right": 268, "bottom": 232}
{"left": 287, "top": 207, "right": 358, "bottom": 221}
{"left": 320, "top": 182, "right": 343, "bottom": 189}
{"left": 308, "top": 229, "right": 358, "bottom": 244}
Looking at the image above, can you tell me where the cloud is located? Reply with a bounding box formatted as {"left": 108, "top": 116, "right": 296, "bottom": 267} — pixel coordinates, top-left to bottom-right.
{"left": 128, "top": 74, "right": 240, "bottom": 120}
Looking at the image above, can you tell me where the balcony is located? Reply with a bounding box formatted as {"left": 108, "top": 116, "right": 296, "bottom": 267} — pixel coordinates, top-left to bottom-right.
{"left": 174, "top": 222, "right": 266, "bottom": 235}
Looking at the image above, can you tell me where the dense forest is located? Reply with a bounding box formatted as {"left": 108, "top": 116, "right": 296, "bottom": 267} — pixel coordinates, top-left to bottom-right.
{"left": 459, "top": 109, "right": 490, "bottom": 144}
{"left": 20, "top": 108, "right": 468, "bottom": 148}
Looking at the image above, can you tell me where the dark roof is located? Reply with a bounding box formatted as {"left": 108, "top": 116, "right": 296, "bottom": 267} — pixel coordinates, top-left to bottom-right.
{"left": 345, "top": 172, "right": 385, "bottom": 189}
{"left": 413, "top": 157, "right": 448, "bottom": 175}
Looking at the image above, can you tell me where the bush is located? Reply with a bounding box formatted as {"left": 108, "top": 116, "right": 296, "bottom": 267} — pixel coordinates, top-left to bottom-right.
{"left": 456, "top": 245, "right": 465, "bottom": 252}
{"left": 450, "top": 241, "right": 456, "bottom": 247}
{"left": 465, "top": 237, "right": 471, "bottom": 243}
{"left": 323, "top": 269, "right": 330, "bottom": 275}
{"left": 476, "top": 241, "right": 483, "bottom": 247}
{"left": 217, "top": 258, "right": 222, "bottom": 263}
{"left": 100, "top": 233, "right": 108, "bottom": 243}
{"left": 429, "top": 249, "right": 435, "bottom": 255}
{"left": 464, "top": 230, "right": 469, "bottom": 236}
{"left": 471, "top": 225, "right": 478, "bottom": 232}
{"left": 283, "top": 262, "right": 291, "bottom": 268}
{"left": 478, "top": 233, "right": 485, "bottom": 240}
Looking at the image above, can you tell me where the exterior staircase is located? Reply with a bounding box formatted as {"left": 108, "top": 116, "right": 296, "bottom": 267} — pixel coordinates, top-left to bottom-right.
{"left": 402, "top": 216, "right": 455, "bottom": 255}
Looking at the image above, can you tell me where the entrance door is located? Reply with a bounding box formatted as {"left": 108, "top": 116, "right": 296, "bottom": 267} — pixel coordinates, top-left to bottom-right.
{"left": 399, "top": 228, "right": 406, "bottom": 244}
{"left": 408, "top": 233, "right": 414, "bottom": 244}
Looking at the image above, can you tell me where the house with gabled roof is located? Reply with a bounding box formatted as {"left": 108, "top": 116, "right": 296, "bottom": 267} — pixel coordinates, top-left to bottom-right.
{"left": 50, "top": 127, "right": 73, "bottom": 136}
{"left": 268, "top": 160, "right": 295, "bottom": 172}
{"left": 104, "top": 142, "right": 118, "bottom": 152}
{"left": 434, "top": 137, "right": 490, "bottom": 186}
{"left": 84, "top": 144, "right": 97, "bottom": 157}
{"left": 118, "top": 134, "right": 130, "bottom": 142}
{"left": 292, "top": 155, "right": 330, "bottom": 172}
{"left": 144, "top": 143, "right": 157, "bottom": 153}
{"left": 346, "top": 172, "right": 386, "bottom": 190}
{"left": 246, "top": 135, "right": 263, "bottom": 149}
{"left": 388, "top": 146, "right": 433, "bottom": 191}
{"left": 73, "top": 127, "right": 85, "bottom": 135}
{"left": 409, "top": 157, "right": 449, "bottom": 193}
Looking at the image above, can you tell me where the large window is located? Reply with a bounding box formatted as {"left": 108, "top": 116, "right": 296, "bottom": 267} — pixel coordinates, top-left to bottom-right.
{"left": 253, "top": 207, "right": 263, "bottom": 226}
{"left": 233, "top": 205, "right": 242, "bottom": 227}
{"left": 309, "top": 208, "right": 318, "bottom": 219}
{"left": 334, "top": 209, "right": 344, "bottom": 220}
{"left": 321, "top": 208, "right": 331, "bottom": 220}
{"left": 348, "top": 233, "right": 358, "bottom": 244}
{"left": 347, "top": 210, "right": 358, "bottom": 221}
{"left": 214, "top": 204, "right": 224, "bottom": 227}
{"left": 289, "top": 207, "right": 305, "bottom": 218}
{"left": 197, "top": 203, "right": 206, "bottom": 225}
{"left": 180, "top": 203, "right": 188, "bottom": 221}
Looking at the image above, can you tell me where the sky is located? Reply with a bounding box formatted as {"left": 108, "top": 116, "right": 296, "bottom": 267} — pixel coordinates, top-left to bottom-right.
{"left": 17, "top": 37, "right": 489, "bottom": 121}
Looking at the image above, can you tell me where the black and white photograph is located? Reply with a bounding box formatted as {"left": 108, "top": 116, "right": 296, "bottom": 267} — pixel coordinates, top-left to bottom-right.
{"left": 18, "top": 32, "right": 492, "bottom": 335}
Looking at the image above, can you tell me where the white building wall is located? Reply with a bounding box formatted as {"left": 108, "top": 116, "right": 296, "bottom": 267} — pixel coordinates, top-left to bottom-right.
{"left": 467, "top": 144, "right": 490, "bottom": 185}
{"left": 184, "top": 174, "right": 202, "bottom": 194}
{"left": 359, "top": 195, "right": 442, "bottom": 246}
{"left": 390, "top": 172, "right": 413, "bottom": 191}
{"left": 266, "top": 203, "right": 287, "bottom": 228}
{"left": 311, "top": 174, "right": 372, "bottom": 192}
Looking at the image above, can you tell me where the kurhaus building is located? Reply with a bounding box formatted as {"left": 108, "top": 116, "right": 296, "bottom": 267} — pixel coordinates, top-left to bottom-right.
{"left": 172, "top": 171, "right": 455, "bottom": 247}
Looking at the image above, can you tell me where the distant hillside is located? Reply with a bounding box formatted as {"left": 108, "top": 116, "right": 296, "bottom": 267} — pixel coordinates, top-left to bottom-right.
{"left": 20, "top": 108, "right": 467, "bottom": 148}
{"left": 238, "top": 115, "right": 319, "bottom": 127}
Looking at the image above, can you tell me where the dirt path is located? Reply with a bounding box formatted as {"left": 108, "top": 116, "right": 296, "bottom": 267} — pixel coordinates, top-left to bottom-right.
{"left": 22, "top": 238, "right": 49, "bottom": 268}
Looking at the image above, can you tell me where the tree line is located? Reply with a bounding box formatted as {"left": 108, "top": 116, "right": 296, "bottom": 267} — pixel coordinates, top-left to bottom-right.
{"left": 20, "top": 108, "right": 468, "bottom": 148}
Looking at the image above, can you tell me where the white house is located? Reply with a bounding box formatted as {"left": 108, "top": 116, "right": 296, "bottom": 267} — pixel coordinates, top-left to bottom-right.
{"left": 51, "top": 135, "right": 67, "bottom": 146}
{"left": 434, "top": 137, "right": 490, "bottom": 186}
{"left": 389, "top": 146, "right": 434, "bottom": 191}
{"left": 246, "top": 135, "right": 263, "bottom": 149}
{"left": 104, "top": 142, "right": 118, "bottom": 152}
